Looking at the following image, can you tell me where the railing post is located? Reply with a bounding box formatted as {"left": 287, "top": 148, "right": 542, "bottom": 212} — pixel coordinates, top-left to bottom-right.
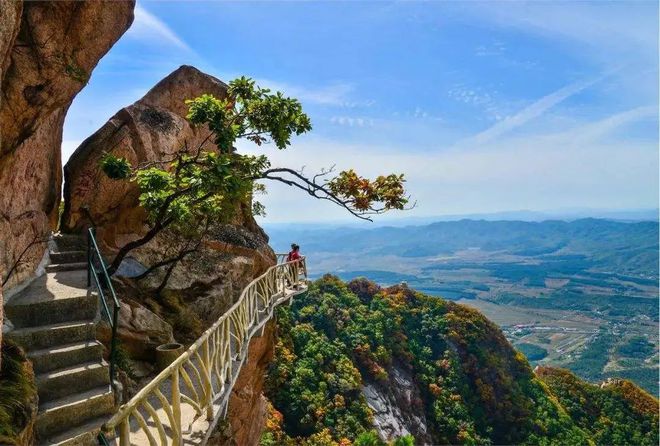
{"left": 86, "top": 228, "right": 91, "bottom": 287}
{"left": 119, "top": 419, "right": 130, "bottom": 446}
{"left": 172, "top": 366, "right": 182, "bottom": 445}
{"left": 203, "top": 340, "right": 213, "bottom": 421}
{"left": 109, "top": 304, "right": 119, "bottom": 383}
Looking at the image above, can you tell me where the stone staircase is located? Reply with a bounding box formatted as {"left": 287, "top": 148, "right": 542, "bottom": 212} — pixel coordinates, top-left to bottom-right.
{"left": 6, "top": 234, "right": 114, "bottom": 445}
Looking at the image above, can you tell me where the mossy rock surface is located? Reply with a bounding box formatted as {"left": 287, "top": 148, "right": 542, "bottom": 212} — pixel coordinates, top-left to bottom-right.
{"left": 0, "top": 340, "right": 38, "bottom": 445}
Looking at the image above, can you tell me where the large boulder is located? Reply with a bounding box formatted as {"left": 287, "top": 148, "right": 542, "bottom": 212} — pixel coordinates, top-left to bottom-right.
{"left": 62, "top": 65, "right": 232, "bottom": 246}
{"left": 97, "top": 297, "right": 174, "bottom": 362}
{"left": 61, "top": 65, "right": 276, "bottom": 342}
{"left": 0, "top": 1, "right": 135, "bottom": 292}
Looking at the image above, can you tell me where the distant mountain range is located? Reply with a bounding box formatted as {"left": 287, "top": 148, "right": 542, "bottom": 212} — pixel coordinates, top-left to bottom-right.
{"left": 267, "top": 218, "right": 659, "bottom": 278}
{"left": 261, "top": 208, "right": 659, "bottom": 230}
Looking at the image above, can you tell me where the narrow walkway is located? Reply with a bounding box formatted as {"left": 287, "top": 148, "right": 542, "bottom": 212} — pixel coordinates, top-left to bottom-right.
{"left": 102, "top": 257, "right": 308, "bottom": 445}
{"left": 6, "top": 234, "right": 113, "bottom": 445}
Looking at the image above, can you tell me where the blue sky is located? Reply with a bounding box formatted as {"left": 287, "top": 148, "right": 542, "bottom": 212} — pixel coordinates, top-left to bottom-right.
{"left": 63, "top": 1, "right": 659, "bottom": 223}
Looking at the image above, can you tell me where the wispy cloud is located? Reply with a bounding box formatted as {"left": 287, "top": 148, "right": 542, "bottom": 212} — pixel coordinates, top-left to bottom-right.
{"left": 462, "top": 75, "right": 604, "bottom": 146}
{"left": 457, "top": 2, "right": 657, "bottom": 63}
{"left": 127, "top": 5, "right": 191, "bottom": 52}
{"left": 255, "top": 78, "right": 361, "bottom": 107}
{"left": 330, "top": 116, "right": 374, "bottom": 127}
{"left": 475, "top": 40, "right": 506, "bottom": 57}
{"left": 240, "top": 105, "right": 658, "bottom": 222}
{"left": 448, "top": 84, "right": 504, "bottom": 120}
{"left": 572, "top": 105, "right": 658, "bottom": 144}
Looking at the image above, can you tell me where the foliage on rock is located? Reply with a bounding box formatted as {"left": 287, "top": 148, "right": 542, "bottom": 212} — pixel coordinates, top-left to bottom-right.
{"left": 264, "top": 275, "right": 658, "bottom": 445}
{"left": 537, "top": 366, "right": 659, "bottom": 446}
{"left": 0, "top": 340, "right": 37, "bottom": 444}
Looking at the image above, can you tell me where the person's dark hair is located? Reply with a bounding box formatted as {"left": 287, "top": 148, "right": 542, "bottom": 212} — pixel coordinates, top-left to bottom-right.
{"left": 292, "top": 243, "right": 300, "bottom": 251}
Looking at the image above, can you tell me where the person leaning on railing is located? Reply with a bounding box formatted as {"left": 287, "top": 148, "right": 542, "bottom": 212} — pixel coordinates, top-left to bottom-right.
{"left": 286, "top": 243, "right": 301, "bottom": 262}
{"left": 286, "top": 243, "right": 305, "bottom": 289}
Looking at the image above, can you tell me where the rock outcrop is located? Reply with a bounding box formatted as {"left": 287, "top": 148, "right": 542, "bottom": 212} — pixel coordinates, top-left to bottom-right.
{"left": 0, "top": 1, "right": 135, "bottom": 292}
{"left": 61, "top": 65, "right": 231, "bottom": 245}
{"left": 62, "top": 64, "right": 275, "bottom": 354}
{"left": 0, "top": 340, "right": 38, "bottom": 445}
{"left": 97, "top": 297, "right": 174, "bottom": 362}
{"left": 362, "top": 365, "right": 432, "bottom": 444}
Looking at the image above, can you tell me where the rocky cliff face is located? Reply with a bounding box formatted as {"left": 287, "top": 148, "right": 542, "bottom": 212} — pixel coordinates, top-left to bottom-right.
{"left": 0, "top": 0, "right": 134, "bottom": 375}
{"left": 0, "top": 1, "right": 135, "bottom": 291}
{"left": 362, "top": 365, "right": 432, "bottom": 443}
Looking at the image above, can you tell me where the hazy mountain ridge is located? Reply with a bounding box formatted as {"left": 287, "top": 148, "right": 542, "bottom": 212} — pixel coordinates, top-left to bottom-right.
{"left": 268, "top": 218, "right": 658, "bottom": 277}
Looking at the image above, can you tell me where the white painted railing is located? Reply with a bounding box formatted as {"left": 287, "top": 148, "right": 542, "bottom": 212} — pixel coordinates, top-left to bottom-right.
{"left": 103, "top": 256, "right": 307, "bottom": 445}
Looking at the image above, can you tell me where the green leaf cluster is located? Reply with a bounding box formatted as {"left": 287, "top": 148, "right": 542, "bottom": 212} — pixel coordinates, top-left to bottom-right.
{"left": 186, "top": 76, "right": 311, "bottom": 152}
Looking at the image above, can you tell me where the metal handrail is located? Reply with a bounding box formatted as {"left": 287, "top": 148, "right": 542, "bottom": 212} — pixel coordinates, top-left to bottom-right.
{"left": 87, "top": 227, "right": 121, "bottom": 383}
{"left": 103, "top": 255, "right": 307, "bottom": 445}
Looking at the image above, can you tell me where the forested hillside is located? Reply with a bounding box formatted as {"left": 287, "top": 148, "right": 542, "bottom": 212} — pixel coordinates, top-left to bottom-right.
{"left": 262, "top": 276, "right": 659, "bottom": 445}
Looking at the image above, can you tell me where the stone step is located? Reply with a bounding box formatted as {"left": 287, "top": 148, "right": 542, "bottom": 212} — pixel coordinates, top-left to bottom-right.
{"left": 37, "top": 361, "right": 110, "bottom": 402}
{"left": 7, "top": 320, "right": 96, "bottom": 350}
{"left": 6, "top": 293, "right": 96, "bottom": 329}
{"left": 46, "top": 262, "right": 87, "bottom": 273}
{"left": 7, "top": 270, "right": 88, "bottom": 305}
{"left": 5, "top": 270, "right": 96, "bottom": 328}
{"left": 39, "top": 415, "right": 109, "bottom": 446}
{"left": 52, "top": 234, "right": 87, "bottom": 252}
{"left": 37, "top": 386, "right": 115, "bottom": 441}
{"left": 50, "top": 250, "right": 87, "bottom": 264}
{"left": 28, "top": 341, "right": 104, "bottom": 374}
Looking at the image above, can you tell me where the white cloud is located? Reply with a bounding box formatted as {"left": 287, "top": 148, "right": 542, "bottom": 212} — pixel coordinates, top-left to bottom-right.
{"left": 255, "top": 78, "right": 357, "bottom": 107}
{"left": 330, "top": 116, "right": 374, "bottom": 127}
{"left": 451, "top": 2, "right": 658, "bottom": 104}
{"left": 127, "top": 5, "right": 191, "bottom": 52}
{"left": 447, "top": 84, "right": 504, "bottom": 120}
{"left": 461, "top": 75, "right": 604, "bottom": 146}
{"left": 456, "top": 2, "right": 657, "bottom": 63}
{"left": 475, "top": 40, "right": 506, "bottom": 57}
{"left": 202, "top": 68, "right": 365, "bottom": 108}
{"left": 571, "top": 106, "right": 658, "bottom": 144}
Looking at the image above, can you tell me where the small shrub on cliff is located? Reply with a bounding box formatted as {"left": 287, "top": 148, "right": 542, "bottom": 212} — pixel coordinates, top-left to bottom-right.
{"left": 0, "top": 341, "right": 37, "bottom": 443}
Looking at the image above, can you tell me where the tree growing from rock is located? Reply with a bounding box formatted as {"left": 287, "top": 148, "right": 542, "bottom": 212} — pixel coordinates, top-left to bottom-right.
{"left": 100, "top": 77, "right": 411, "bottom": 282}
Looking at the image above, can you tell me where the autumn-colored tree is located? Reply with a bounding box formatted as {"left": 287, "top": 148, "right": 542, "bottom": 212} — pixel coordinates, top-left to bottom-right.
{"left": 100, "top": 77, "right": 411, "bottom": 286}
